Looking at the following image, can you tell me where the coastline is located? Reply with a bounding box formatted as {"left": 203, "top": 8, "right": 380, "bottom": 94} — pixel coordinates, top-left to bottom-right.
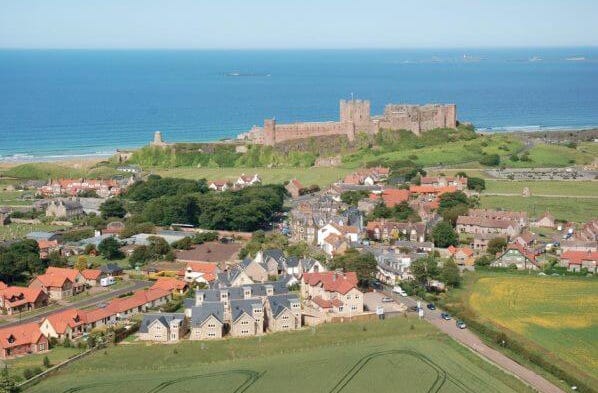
{"left": 1, "top": 126, "right": 597, "bottom": 168}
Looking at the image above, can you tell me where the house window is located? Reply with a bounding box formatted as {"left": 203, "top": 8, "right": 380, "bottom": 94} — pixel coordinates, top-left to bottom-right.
{"left": 208, "top": 332, "right": 216, "bottom": 337}
{"left": 346, "top": 295, "right": 351, "bottom": 300}
{"left": 241, "top": 329, "right": 249, "bottom": 334}
{"left": 39, "top": 343, "right": 45, "bottom": 351}
{"left": 351, "top": 305, "right": 357, "bottom": 311}
{"left": 171, "top": 334, "right": 177, "bottom": 340}
{"left": 338, "top": 307, "right": 344, "bottom": 312}
{"left": 241, "top": 320, "right": 249, "bottom": 325}
{"left": 282, "top": 325, "right": 289, "bottom": 329}
{"left": 207, "top": 323, "right": 215, "bottom": 328}
{"left": 282, "top": 315, "right": 289, "bottom": 320}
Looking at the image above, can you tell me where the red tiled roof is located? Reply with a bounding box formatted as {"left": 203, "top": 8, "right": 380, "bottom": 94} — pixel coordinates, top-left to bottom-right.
{"left": 37, "top": 240, "right": 59, "bottom": 250}
{"left": 312, "top": 296, "right": 344, "bottom": 309}
{"left": 0, "top": 286, "right": 45, "bottom": 308}
{"left": 290, "top": 179, "right": 304, "bottom": 189}
{"left": 0, "top": 322, "right": 44, "bottom": 350}
{"left": 0, "top": 281, "right": 7, "bottom": 291}
{"left": 106, "top": 288, "right": 171, "bottom": 314}
{"left": 448, "top": 246, "right": 474, "bottom": 257}
{"left": 152, "top": 277, "right": 188, "bottom": 292}
{"left": 44, "top": 308, "right": 86, "bottom": 334}
{"left": 409, "top": 185, "right": 457, "bottom": 195}
{"left": 176, "top": 242, "right": 241, "bottom": 263}
{"left": 81, "top": 269, "right": 102, "bottom": 281}
{"left": 31, "top": 274, "right": 72, "bottom": 289}
{"left": 302, "top": 272, "right": 359, "bottom": 295}
{"left": 46, "top": 267, "right": 81, "bottom": 283}
{"left": 369, "top": 189, "right": 410, "bottom": 207}
{"left": 561, "top": 250, "right": 598, "bottom": 265}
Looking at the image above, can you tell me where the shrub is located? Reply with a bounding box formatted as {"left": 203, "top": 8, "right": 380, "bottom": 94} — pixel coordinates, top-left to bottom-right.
{"left": 479, "top": 154, "right": 500, "bottom": 166}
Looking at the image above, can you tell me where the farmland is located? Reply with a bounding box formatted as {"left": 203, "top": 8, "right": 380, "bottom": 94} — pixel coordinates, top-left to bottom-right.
{"left": 447, "top": 273, "right": 598, "bottom": 387}
{"left": 152, "top": 166, "right": 353, "bottom": 188}
{"left": 479, "top": 195, "right": 598, "bottom": 222}
{"left": 484, "top": 180, "right": 598, "bottom": 197}
{"left": 25, "top": 317, "right": 532, "bottom": 393}
{"left": 0, "top": 223, "right": 67, "bottom": 242}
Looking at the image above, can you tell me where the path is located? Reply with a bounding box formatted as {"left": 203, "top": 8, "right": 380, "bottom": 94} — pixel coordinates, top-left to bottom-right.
{"left": 388, "top": 293, "right": 565, "bottom": 393}
{"left": 2, "top": 280, "right": 150, "bottom": 328}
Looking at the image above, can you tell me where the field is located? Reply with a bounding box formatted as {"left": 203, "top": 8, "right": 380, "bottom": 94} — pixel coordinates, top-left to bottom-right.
{"left": 152, "top": 166, "right": 353, "bottom": 187}
{"left": 1, "top": 347, "right": 84, "bottom": 383}
{"left": 25, "top": 317, "right": 532, "bottom": 393}
{"left": 506, "top": 143, "right": 598, "bottom": 168}
{"left": 484, "top": 180, "right": 598, "bottom": 197}
{"left": 0, "top": 223, "right": 67, "bottom": 242}
{"left": 0, "top": 190, "right": 34, "bottom": 206}
{"left": 479, "top": 195, "right": 598, "bottom": 222}
{"left": 449, "top": 273, "right": 598, "bottom": 386}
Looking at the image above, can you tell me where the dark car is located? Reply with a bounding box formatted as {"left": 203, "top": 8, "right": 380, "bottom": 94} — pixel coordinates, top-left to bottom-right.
{"left": 370, "top": 280, "right": 383, "bottom": 290}
{"left": 426, "top": 303, "right": 436, "bottom": 310}
{"left": 456, "top": 320, "right": 467, "bottom": 329}
{"left": 440, "top": 312, "right": 451, "bottom": 320}
{"left": 409, "top": 305, "right": 419, "bottom": 312}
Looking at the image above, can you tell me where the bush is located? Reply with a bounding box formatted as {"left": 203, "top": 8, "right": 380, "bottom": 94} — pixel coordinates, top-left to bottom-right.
{"left": 43, "top": 355, "right": 51, "bottom": 368}
{"left": 479, "top": 154, "right": 500, "bottom": 166}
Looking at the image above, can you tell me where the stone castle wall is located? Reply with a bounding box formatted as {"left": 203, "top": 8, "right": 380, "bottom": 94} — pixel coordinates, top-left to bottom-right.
{"left": 239, "top": 99, "right": 456, "bottom": 145}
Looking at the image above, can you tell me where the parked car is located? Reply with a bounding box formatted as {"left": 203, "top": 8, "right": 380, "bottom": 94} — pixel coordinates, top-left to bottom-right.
{"left": 381, "top": 297, "right": 393, "bottom": 303}
{"left": 426, "top": 303, "right": 436, "bottom": 310}
{"left": 392, "top": 286, "right": 408, "bottom": 296}
{"left": 456, "top": 320, "right": 467, "bottom": 329}
{"left": 369, "top": 280, "right": 383, "bottom": 290}
{"left": 409, "top": 305, "right": 419, "bottom": 312}
{"left": 440, "top": 312, "right": 451, "bottom": 320}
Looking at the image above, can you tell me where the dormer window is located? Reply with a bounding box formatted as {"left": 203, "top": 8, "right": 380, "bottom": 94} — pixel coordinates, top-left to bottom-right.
{"left": 7, "top": 335, "right": 15, "bottom": 344}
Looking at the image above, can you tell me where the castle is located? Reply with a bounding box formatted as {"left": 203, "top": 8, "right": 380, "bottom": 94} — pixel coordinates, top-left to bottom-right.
{"left": 238, "top": 99, "right": 457, "bottom": 145}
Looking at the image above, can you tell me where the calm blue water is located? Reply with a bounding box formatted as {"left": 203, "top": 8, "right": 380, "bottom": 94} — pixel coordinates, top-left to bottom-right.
{"left": 1, "top": 48, "right": 597, "bottom": 160}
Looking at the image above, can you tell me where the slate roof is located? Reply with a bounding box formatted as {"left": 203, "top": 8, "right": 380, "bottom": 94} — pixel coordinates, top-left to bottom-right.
{"left": 230, "top": 299, "right": 262, "bottom": 323}
{"left": 139, "top": 313, "right": 185, "bottom": 333}
{"left": 190, "top": 302, "right": 224, "bottom": 326}
{"left": 267, "top": 293, "right": 299, "bottom": 318}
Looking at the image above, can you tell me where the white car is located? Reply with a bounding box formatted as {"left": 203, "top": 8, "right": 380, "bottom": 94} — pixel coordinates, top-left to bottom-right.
{"left": 392, "top": 286, "right": 408, "bottom": 297}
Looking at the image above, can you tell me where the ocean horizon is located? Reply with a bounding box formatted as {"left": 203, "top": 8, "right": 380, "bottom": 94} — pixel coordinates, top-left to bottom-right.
{"left": 1, "top": 48, "right": 597, "bottom": 162}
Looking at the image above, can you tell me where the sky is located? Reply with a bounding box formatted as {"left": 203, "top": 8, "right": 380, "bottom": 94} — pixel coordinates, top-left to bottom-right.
{"left": 1, "top": 0, "right": 597, "bottom": 49}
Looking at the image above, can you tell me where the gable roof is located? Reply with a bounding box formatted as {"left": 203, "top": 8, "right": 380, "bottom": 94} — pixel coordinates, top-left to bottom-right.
{"left": 176, "top": 242, "right": 241, "bottom": 264}
{"left": 369, "top": 189, "right": 410, "bottom": 207}
{"left": 0, "top": 322, "right": 44, "bottom": 350}
{"left": 267, "top": 293, "right": 299, "bottom": 318}
{"left": 302, "top": 271, "right": 359, "bottom": 294}
{"left": 31, "top": 273, "right": 72, "bottom": 289}
{"left": 190, "top": 302, "right": 224, "bottom": 326}
{"left": 44, "top": 308, "right": 86, "bottom": 334}
{"left": 152, "top": 277, "right": 188, "bottom": 292}
{"left": 230, "top": 298, "right": 262, "bottom": 323}
{"left": 561, "top": 250, "right": 598, "bottom": 265}
{"left": 139, "top": 313, "right": 185, "bottom": 333}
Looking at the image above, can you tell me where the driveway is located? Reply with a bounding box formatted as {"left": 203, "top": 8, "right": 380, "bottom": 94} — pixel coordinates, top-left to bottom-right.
{"left": 2, "top": 280, "right": 151, "bottom": 328}
{"left": 363, "top": 291, "right": 406, "bottom": 313}
{"left": 386, "top": 291, "right": 565, "bottom": 393}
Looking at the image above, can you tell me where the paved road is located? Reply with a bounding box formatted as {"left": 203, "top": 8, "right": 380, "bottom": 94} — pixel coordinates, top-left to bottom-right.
{"left": 2, "top": 280, "right": 151, "bottom": 328}
{"left": 387, "top": 292, "right": 565, "bottom": 393}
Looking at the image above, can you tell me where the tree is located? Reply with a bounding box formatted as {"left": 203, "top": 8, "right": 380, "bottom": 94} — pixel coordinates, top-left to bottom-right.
{"left": 479, "top": 154, "right": 500, "bottom": 166}
{"left": 99, "top": 198, "right": 127, "bottom": 219}
{"left": 340, "top": 190, "right": 368, "bottom": 206}
{"left": 474, "top": 255, "right": 492, "bottom": 267}
{"left": 410, "top": 256, "right": 438, "bottom": 286}
{"left": 487, "top": 237, "right": 507, "bottom": 255}
{"left": 97, "top": 237, "right": 123, "bottom": 260}
{"left": 370, "top": 203, "right": 391, "bottom": 219}
{"left": 431, "top": 221, "right": 458, "bottom": 248}
{"left": 47, "top": 251, "right": 68, "bottom": 267}
{"left": 466, "top": 177, "right": 486, "bottom": 192}
{"left": 84, "top": 244, "right": 97, "bottom": 255}
{"left": 74, "top": 255, "right": 88, "bottom": 271}
{"left": 129, "top": 245, "right": 151, "bottom": 268}
{"left": 441, "top": 258, "right": 461, "bottom": 288}
{"left": 171, "top": 237, "right": 193, "bottom": 250}
{"left": 147, "top": 236, "right": 171, "bottom": 260}
{"left": 43, "top": 355, "right": 51, "bottom": 368}
{"left": 0, "top": 366, "right": 19, "bottom": 393}
{"left": 328, "top": 250, "right": 377, "bottom": 286}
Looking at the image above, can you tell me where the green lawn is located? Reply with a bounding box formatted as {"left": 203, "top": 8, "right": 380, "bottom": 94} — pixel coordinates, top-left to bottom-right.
{"left": 152, "top": 166, "right": 353, "bottom": 188}
{"left": 68, "top": 255, "right": 131, "bottom": 269}
{"left": 0, "top": 223, "right": 67, "bottom": 242}
{"left": 507, "top": 144, "right": 597, "bottom": 168}
{"left": 479, "top": 195, "right": 598, "bottom": 222}
{"left": 0, "top": 190, "right": 34, "bottom": 206}
{"left": 26, "top": 317, "right": 532, "bottom": 393}
{"left": 2, "top": 347, "right": 84, "bottom": 383}
{"left": 484, "top": 180, "right": 598, "bottom": 197}
{"left": 446, "top": 273, "right": 598, "bottom": 387}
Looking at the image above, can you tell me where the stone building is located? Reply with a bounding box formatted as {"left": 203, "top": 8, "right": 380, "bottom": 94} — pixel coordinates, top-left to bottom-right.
{"left": 239, "top": 99, "right": 457, "bottom": 145}
{"left": 138, "top": 313, "right": 187, "bottom": 342}
{"left": 45, "top": 199, "right": 83, "bottom": 219}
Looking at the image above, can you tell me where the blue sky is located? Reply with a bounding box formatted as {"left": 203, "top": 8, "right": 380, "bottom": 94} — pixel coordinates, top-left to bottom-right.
{"left": 1, "top": 0, "right": 596, "bottom": 49}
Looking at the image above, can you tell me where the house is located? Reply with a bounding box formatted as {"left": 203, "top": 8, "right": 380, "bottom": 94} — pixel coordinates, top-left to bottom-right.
{"left": 46, "top": 267, "right": 87, "bottom": 288}
{"left": 151, "top": 277, "right": 189, "bottom": 295}
{"left": 409, "top": 185, "right": 457, "bottom": 197}
{"left": 181, "top": 262, "right": 219, "bottom": 284}
{"left": 100, "top": 263, "right": 124, "bottom": 277}
{"left": 208, "top": 180, "right": 231, "bottom": 192}
{"left": 0, "top": 322, "right": 49, "bottom": 359}
{"left": 253, "top": 249, "right": 288, "bottom": 277}
{"left": 513, "top": 231, "right": 536, "bottom": 248}
{"left": 214, "top": 267, "right": 254, "bottom": 288}
{"left": 138, "top": 313, "right": 187, "bottom": 342}
{"left": 492, "top": 244, "right": 538, "bottom": 270}
{"left": 102, "top": 221, "right": 125, "bottom": 236}
{"left": 230, "top": 298, "right": 264, "bottom": 337}
{"left": 285, "top": 179, "right": 304, "bottom": 199}
{"left": 29, "top": 274, "right": 75, "bottom": 300}
{"left": 456, "top": 216, "right": 521, "bottom": 238}
{"left": 447, "top": 246, "right": 474, "bottom": 266}
{"left": 533, "top": 211, "right": 556, "bottom": 229}
{"left": 342, "top": 167, "right": 389, "bottom": 186}
{"left": 471, "top": 233, "right": 502, "bottom": 252}
{"left": 368, "top": 189, "right": 410, "bottom": 208}
{"left": 40, "top": 309, "right": 87, "bottom": 340}
{"left": 301, "top": 271, "right": 363, "bottom": 317}
{"left": 235, "top": 174, "right": 261, "bottom": 188}
{"left": 559, "top": 250, "right": 598, "bottom": 273}
{"left": 264, "top": 294, "right": 301, "bottom": 332}
{"left": 420, "top": 176, "right": 467, "bottom": 190}
{"left": 285, "top": 257, "right": 326, "bottom": 276}
{"left": 317, "top": 223, "right": 359, "bottom": 246}
{"left": 366, "top": 219, "right": 426, "bottom": 243}
{"left": 0, "top": 285, "right": 49, "bottom": 315}
{"left": 106, "top": 288, "right": 172, "bottom": 320}
{"left": 188, "top": 302, "right": 225, "bottom": 340}
{"left": 81, "top": 269, "right": 103, "bottom": 286}
{"left": 321, "top": 233, "right": 350, "bottom": 256}
{"left": 45, "top": 199, "right": 84, "bottom": 219}
{"left": 37, "top": 239, "right": 60, "bottom": 259}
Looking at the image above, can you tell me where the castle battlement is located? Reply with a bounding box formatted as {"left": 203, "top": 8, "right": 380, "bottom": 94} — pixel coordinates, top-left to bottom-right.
{"left": 238, "top": 99, "right": 456, "bottom": 145}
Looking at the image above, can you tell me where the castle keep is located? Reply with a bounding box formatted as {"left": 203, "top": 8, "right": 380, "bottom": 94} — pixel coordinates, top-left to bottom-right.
{"left": 238, "top": 99, "right": 456, "bottom": 145}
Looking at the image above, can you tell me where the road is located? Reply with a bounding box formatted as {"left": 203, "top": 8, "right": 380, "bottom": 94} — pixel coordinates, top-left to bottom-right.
{"left": 387, "top": 292, "right": 565, "bottom": 393}
{"left": 2, "top": 280, "right": 151, "bottom": 328}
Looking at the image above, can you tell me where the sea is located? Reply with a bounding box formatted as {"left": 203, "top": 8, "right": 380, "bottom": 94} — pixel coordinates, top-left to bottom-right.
{"left": 1, "top": 48, "right": 597, "bottom": 162}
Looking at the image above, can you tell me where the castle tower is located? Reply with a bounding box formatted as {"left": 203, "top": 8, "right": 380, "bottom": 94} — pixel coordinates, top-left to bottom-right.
{"left": 263, "top": 119, "right": 277, "bottom": 146}
{"left": 339, "top": 99, "right": 371, "bottom": 128}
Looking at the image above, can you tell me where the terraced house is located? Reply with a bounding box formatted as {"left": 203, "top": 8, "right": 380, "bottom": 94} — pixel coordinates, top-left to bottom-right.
{"left": 138, "top": 313, "right": 187, "bottom": 342}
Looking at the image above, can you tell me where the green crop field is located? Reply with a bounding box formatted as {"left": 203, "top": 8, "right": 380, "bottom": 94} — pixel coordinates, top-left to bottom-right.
{"left": 152, "top": 166, "right": 353, "bottom": 188}
{"left": 25, "top": 318, "right": 532, "bottom": 393}
{"left": 448, "top": 273, "right": 598, "bottom": 387}
{"left": 484, "top": 180, "right": 598, "bottom": 197}
{"left": 479, "top": 195, "right": 598, "bottom": 222}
